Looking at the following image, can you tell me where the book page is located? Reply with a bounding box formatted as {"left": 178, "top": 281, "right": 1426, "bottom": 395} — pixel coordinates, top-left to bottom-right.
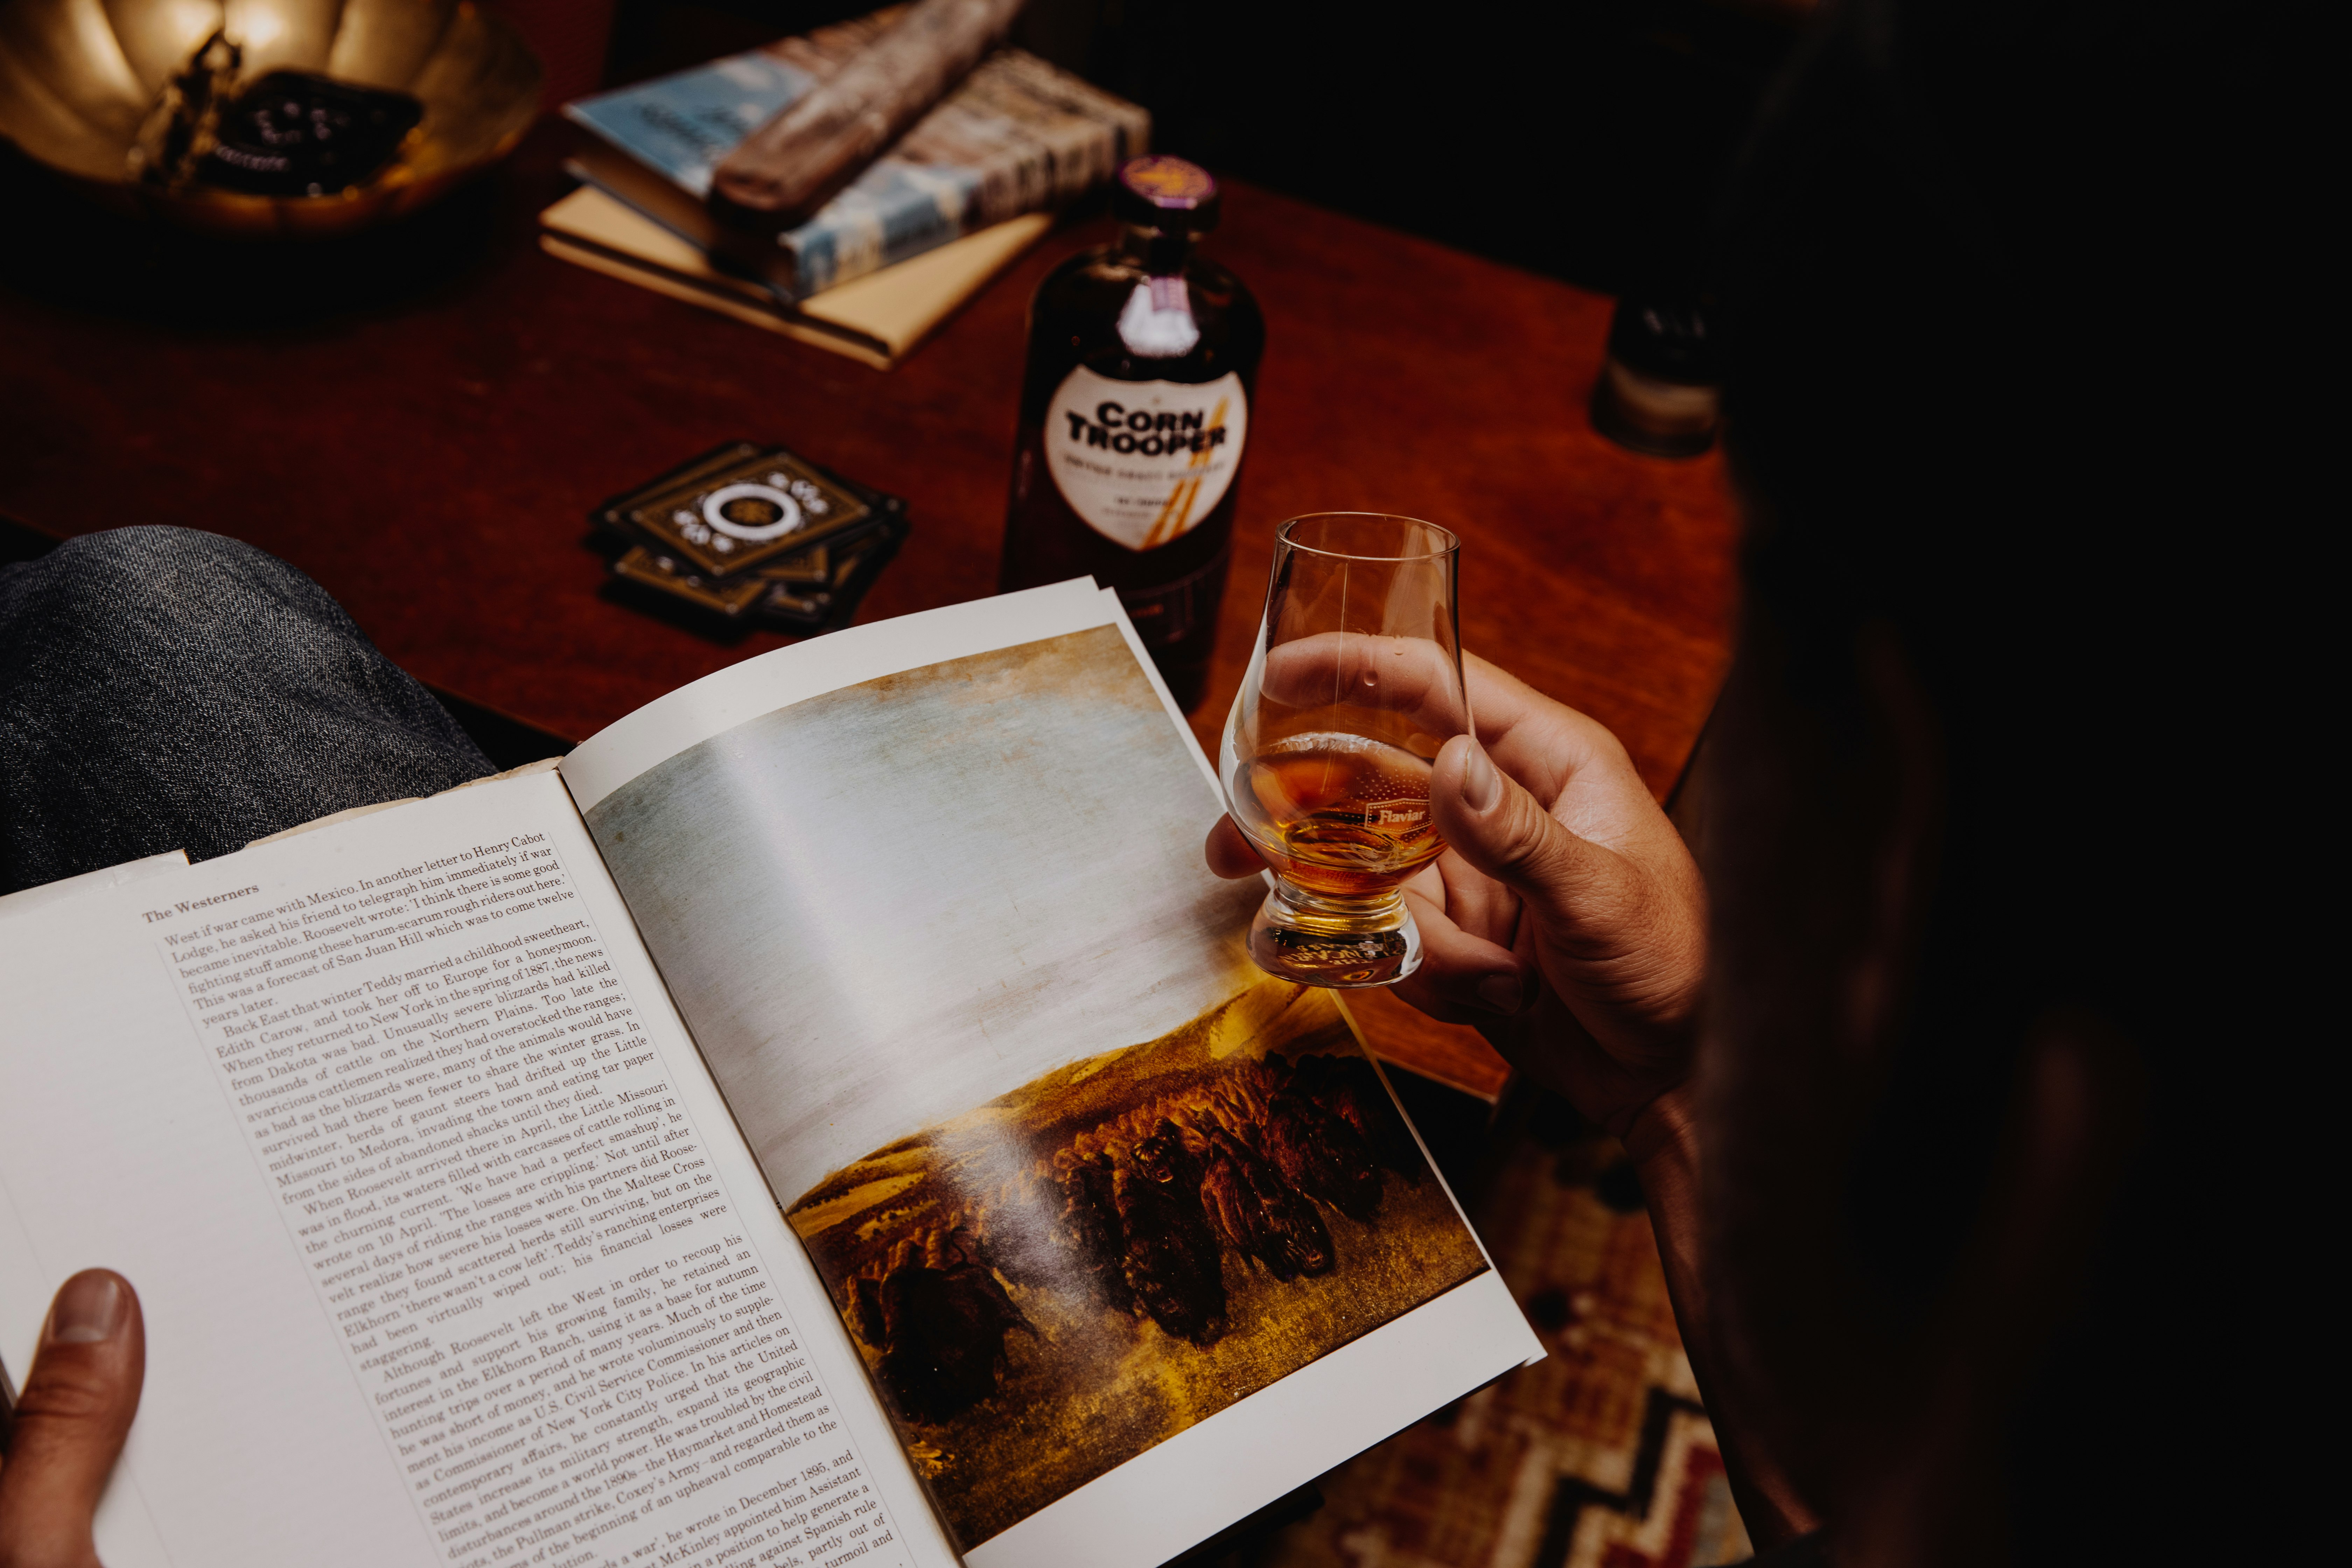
{"left": 0, "top": 846, "right": 187, "bottom": 918}
{"left": 561, "top": 585, "right": 1543, "bottom": 1567}
{"left": 0, "top": 770, "right": 956, "bottom": 1568}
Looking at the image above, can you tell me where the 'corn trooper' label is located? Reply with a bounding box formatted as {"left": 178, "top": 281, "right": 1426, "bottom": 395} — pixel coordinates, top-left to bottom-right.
{"left": 1044, "top": 365, "right": 1249, "bottom": 551}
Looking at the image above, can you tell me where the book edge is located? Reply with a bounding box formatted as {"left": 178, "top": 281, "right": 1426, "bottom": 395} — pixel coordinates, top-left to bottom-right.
{"left": 538, "top": 233, "right": 897, "bottom": 368}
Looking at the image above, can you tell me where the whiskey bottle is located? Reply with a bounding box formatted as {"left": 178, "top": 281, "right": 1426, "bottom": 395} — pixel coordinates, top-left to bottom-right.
{"left": 999, "top": 155, "right": 1265, "bottom": 710}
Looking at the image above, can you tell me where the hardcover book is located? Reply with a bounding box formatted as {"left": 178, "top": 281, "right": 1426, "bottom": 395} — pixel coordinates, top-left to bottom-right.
{"left": 564, "top": 10, "right": 1148, "bottom": 301}
{"left": 0, "top": 582, "right": 1540, "bottom": 1568}
{"left": 537, "top": 185, "right": 1053, "bottom": 370}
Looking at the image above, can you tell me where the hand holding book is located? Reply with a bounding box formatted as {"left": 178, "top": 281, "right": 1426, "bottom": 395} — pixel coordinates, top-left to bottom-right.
{"left": 0, "top": 1269, "right": 143, "bottom": 1567}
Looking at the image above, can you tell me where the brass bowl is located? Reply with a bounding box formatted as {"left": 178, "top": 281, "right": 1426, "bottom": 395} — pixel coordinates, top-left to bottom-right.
{"left": 0, "top": 0, "right": 541, "bottom": 237}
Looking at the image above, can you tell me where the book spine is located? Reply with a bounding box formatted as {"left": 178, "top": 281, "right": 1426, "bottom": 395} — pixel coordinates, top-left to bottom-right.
{"left": 563, "top": 144, "right": 735, "bottom": 261}
{"left": 738, "top": 54, "right": 1146, "bottom": 299}
{"left": 768, "top": 166, "right": 979, "bottom": 298}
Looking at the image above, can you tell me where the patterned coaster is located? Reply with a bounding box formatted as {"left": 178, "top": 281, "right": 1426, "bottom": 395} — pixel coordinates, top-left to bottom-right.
{"left": 589, "top": 442, "right": 908, "bottom": 634}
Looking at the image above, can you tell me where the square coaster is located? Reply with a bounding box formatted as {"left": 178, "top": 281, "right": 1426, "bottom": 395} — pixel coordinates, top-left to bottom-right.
{"left": 760, "top": 513, "right": 907, "bottom": 627}
{"left": 612, "top": 546, "right": 768, "bottom": 617}
{"left": 606, "top": 446, "right": 872, "bottom": 576}
{"left": 755, "top": 542, "right": 831, "bottom": 586}
{"left": 593, "top": 443, "right": 910, "bottom": 636}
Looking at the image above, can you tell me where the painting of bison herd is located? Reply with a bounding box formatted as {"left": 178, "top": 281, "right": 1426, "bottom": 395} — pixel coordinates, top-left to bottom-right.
{"left": 784, "top": 978, "right": 1491, "bottom": 1548}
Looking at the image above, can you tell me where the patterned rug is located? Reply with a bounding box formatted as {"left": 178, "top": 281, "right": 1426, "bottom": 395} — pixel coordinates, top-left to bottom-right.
{"left": 1233, "top": 1086, "right": 1754, "bottom": 1568}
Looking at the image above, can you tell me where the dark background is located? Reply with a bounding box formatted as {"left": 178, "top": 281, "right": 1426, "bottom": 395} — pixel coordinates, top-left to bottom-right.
{"left": 5, "top": 0, "right": 1801, "bottom": 329}
{"left": 601, "top": 0, "right": 1805, "bottom": 299}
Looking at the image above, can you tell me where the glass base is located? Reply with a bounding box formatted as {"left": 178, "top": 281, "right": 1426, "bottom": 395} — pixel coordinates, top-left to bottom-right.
{"left": 1246, "top": 880, "right": 1422, "bottom": 988}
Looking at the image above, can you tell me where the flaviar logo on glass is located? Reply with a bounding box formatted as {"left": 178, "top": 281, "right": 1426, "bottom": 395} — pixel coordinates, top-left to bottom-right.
{"left": 1044, "top": 365, "right": 1250, "bottom": 551}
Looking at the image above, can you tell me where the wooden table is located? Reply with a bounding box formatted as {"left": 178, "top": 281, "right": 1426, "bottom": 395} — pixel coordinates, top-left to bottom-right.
{"left": 0, "top": 124, "right": 1736, "bottom": 1098}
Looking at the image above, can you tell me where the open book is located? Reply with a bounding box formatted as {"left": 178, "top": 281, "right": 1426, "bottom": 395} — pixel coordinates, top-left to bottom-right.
{"left": 0, "top": 581, "right": 1539, "bottom": 1568}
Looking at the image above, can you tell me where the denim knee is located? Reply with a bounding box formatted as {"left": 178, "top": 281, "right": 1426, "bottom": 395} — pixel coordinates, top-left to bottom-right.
{"left": 0, "top": 525, "right": 491, "bottom": 887}
{"left": 0, "top": 526, "right": 354, "bottom": 658}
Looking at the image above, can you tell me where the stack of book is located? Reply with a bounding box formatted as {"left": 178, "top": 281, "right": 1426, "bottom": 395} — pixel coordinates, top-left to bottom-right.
{"left": 546, "top": 7, "right": 1150, "bottom": 370}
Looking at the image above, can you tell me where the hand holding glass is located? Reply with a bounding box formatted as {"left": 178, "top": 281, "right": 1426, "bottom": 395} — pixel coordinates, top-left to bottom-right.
{"left": 1220, "top": 514, "right": 1467, "bottom": 986}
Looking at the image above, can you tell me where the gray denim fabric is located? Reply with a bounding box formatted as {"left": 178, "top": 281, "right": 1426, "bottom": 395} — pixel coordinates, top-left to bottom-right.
{"left": 0, "top": 527, "right": 494, "bottom": 895}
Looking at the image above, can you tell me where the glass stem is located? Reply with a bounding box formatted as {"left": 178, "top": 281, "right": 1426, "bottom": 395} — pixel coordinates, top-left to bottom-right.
{"left": 1271, "top": 877, "right": 1405, "bottom": 921}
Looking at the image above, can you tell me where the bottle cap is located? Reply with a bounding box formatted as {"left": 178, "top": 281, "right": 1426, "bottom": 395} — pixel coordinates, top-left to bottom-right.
{"left": 1604, "top": 300, "right": 1718, "bottom": 387}
{"left": 1592, "top": 300, "right": 1719, "bottom": 458}
{"left": 1114, "top": 155, "right": 1220, "bottom": 234}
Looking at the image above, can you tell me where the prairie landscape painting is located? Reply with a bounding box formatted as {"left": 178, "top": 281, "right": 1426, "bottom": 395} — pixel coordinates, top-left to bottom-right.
{"left": 581, "top": 623, "right": 1272, "bottom": 1212}
{"left": 581, "top": 622, "right": 1488, "bottom": 1546}
{"left": 786, "top": 976, "right": 1491, "bottom": 1549}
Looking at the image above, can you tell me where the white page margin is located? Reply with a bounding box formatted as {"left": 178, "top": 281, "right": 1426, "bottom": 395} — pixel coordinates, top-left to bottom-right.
{"left": 0, "top": 839, "right": 463, "bottom": 1567}
{"left": 0, "top": 848, "right": 188, "bottom": 919}
{"left": 0, "top": 1134, "right": 174, "bottom": 1568}
{"left": 968, "top": 1272, "right": 1538, "bottom": 1568}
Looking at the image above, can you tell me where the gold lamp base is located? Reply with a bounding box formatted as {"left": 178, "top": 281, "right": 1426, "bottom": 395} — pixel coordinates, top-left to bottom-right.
{"left": 0, "top": 0, "right": 542, "bottom": 239}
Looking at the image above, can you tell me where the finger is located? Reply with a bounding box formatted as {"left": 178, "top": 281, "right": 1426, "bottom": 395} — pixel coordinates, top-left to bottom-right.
{"left": 1434, "top": 848, "right": 1522, "bottom": 951}
{"left": 1461, "top": 653, "right": 1631, "bottom": 808}
{"left": 1400, "top": 859, "right": 1447, "bottom": 911}
{"left": 1394, "top": 882, "right": 1536, "bottom": 1022}
{"left": 1430, "top": 734, "right": 1638, "bottom": 936}
{"left": 0, "top": 1270, "right": 144, "bottom": 1568}
{"left": 1258, "top": 634, "right": 1468, "bottom": 736}
{"left": 1203, "top": 816, "right": 1267, "bottom": 880}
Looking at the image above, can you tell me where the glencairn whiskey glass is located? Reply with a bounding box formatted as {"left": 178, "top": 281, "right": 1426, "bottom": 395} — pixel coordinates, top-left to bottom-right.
{"left": 1220, "top": 514, "right": 1466, "bottom": 986}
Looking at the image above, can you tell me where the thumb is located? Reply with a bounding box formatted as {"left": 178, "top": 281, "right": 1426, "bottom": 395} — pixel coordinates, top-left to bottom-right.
{"left": 1431, "top": 735, "right": 1633, "bottom": 936}
{"left": 0, "top": 1270, "right": 144, "bottom": 1567}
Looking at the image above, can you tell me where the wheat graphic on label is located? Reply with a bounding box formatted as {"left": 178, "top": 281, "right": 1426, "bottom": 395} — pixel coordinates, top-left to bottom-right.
{"left": 1141, "top": 396, "right": 1230, "bottom": 549}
